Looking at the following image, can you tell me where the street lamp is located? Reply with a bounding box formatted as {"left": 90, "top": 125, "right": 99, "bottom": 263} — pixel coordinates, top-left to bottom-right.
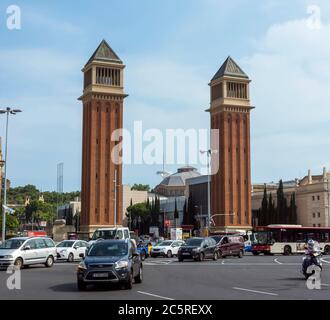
{"left": 200, "top": 149, "right": 218, "bottom": 233}
{"left": 0, "top": 107, "right": 22, "bottom": 242}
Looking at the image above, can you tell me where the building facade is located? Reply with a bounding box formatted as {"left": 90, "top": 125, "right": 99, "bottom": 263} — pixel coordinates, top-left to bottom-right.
{"left": 122, "top": 185, "right": 149, "bottom": 226}
{"left": 154, "top": 166, "right": 200, "bottom": 197}
{"left": 208, "top": 57, "right": 253, "bottom": 232}
{"left": 79, "top": 40, "right": 127, "bottom": 235}
{"left": 252, "top": 168, "right": 330, "bottom": 227}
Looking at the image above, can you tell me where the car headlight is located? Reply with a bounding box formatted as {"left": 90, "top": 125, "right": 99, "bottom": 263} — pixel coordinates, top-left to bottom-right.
{"left": 192, "top": 248, "right": 199, "bottom": 253}
{"left": 2, "top": 255, "right": 13, "bottom": 259}
{"left": 115, "top": 260, "right": 129, "bottom": 270}
{"left": 60, "top": 249, "right": 67, "bottom": 253}
{"left": 77, "top": 261, "right": 87, "bottom": 271}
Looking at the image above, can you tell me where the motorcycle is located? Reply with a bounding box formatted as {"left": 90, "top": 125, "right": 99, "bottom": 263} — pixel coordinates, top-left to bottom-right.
{"left": 302, "top": 248, "right": 322, "bottom": 280}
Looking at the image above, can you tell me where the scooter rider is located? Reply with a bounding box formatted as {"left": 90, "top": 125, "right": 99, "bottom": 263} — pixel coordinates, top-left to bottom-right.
{"left": 305, "top": 239, "right": 321, "bottom": 255}
{"left": 302, "top": 239, "right": 322, "bottom": 279}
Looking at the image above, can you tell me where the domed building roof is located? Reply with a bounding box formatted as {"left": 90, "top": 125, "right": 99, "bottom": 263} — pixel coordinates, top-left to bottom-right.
{"left": 159, "top": 166, "right": 200, "bottom": 187}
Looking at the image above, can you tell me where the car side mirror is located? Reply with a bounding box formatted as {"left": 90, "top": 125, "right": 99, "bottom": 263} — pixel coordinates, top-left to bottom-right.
{"left": 79, "top": 253, "right": 85, "bottom": 259}
{"left": 203, "top": 244, "right": 208, "bottom": 248}
{"left": 73, "top": 246, "right": 78, "bottom": 250}
{"left": 23, "top": 245, "right": 31, "bottom": 251}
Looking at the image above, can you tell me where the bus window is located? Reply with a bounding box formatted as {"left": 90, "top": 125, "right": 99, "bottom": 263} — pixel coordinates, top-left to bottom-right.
{"left": 307, "top": 233, "right": 315, "bottom": 241}
{"left": 325, "top": 233, "right": 330, "bottom": 242}
{"left": 296, "top": 232, "right": 304, "bottom": 242}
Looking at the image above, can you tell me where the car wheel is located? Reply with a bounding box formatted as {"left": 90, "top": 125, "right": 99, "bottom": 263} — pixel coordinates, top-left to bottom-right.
{"left": 238, "top": 250, "right": 244, "bottom": 258}
{"left": 67, "top": 253, "right": 74, "bottom": 263}
{"left": 283, "top": 245, "right": 292, "bottom": 256}
{"left": 45, "top": 255, "right": 54, "bottom": 268}
{"left": 14, "top": 258, "right": 23, "bottom": 269}
{"left": 213, "top": 252, "right": 218, "bottom": 261}
{"left": 178, "top": 258, "right": 184, "bottom": 262}
{"left": 167, "top": 250, "right": 173, "bottom": 258}
{"left": 125, "top": 271, "right": 133, "bottom": 290}
{"left": 252, "top": 251, "right": 259, "bottom": 256}
{"left": 217, "top": 250, "right": 223, "bottom": 259}
{"left": 199, "top": 252, "right": 205, "bottom": 262}
{"left": 134, "top": 266, "right": 143, "bottom": 284}
{"left": 140, "top": 251, "right": 146, "bottom": 261}
{"left": 77, "top": 280, "right": 87, "bottom": 291}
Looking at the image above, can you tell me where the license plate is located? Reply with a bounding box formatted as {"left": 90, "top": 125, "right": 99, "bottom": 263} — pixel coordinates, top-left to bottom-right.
{"left": 182, "top": 252, "right": 190, "bottom": 255}
{"left": 93, "top": 273, "right": 108, "bottom": 278}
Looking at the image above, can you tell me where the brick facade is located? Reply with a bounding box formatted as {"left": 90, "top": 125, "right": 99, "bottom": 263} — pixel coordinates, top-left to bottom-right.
{"left": 208, "top": 57, "right": 253, "bottom": 232}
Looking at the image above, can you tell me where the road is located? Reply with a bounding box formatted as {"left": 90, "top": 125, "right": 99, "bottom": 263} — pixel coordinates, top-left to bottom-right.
{"left": 1, "top": 254, "right": 330, "bottom": 300}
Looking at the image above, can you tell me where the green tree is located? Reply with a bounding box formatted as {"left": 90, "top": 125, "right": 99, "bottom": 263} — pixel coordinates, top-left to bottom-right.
{"left": 182, "top": 199, "right": 188, "bottom": 225}
{"left": 131, "top": 184, "right": 150, "bottom": 192}
{"left": 260, "top": 185, "right": 268, "bottom": 225}
{"left": 0, "top": 213, "right": 20, "bottom": 234}
{"left": 25, "top": 200, "right": 55, "bottom": 224}
{"left": 174, "top": 198, "right": 179, "bottom": 228}
{"left": 268, "top": 193, "right": 275, "bottom": 225}
{"left": 289, "top": 193, "right": 297, "bottom": 224}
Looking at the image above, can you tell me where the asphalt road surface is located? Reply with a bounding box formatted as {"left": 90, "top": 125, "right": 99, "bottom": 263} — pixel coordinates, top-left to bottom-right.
{"left": 1, "top": 254, "right": 330, "bottom": 300}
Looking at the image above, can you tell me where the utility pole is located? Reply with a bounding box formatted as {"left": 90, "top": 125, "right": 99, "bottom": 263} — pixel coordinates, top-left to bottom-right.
{"left": 114, "top": 169, "right": 117, "bottom": 227}
{"left": 200, "top": 149, "right": 217, "bottom": 235}
{"left": 0, "top": 107, "right": 22, "bottom": 242}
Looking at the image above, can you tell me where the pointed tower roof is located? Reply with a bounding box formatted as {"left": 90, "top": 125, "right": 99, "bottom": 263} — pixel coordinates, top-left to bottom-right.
{"left": 211, "top": 56, "right": 248, "bottom": 81}
{"left": 86, "top": 40, "right": 123, "bottom": 66}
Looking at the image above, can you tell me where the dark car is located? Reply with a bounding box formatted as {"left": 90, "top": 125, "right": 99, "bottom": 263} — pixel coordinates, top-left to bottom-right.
{"left": 211, "top": 235, "right": 245, "bottom": 258}
{"left": 76, "top": 239, "right": 143, "bottom": 291}
{"left": 177, "top": 237, "right": 218, "bottom": 262}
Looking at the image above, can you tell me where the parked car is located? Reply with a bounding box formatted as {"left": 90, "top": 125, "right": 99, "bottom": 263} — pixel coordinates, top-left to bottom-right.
{"left": 211, "top": 235, "right": 245, "bottom": 258}
{"left": 177, "top": 237, "right": 217, "bottom": 262}
{"left": 0, "top": 237, "right": 57, "bottom": 269}
{"left": 151, "top": 240, "right": 185, "bottom": 258}
{"left": 56, "top": 240, "right": 88, "bottom": 262}
{"left": 89, "top": 227, "right": 130, "bottom": 246}
{"left": 76, "top": 239, "right": 143, "bottom": 291}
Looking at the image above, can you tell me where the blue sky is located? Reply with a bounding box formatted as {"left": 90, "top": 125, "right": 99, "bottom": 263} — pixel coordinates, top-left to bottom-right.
{"left": 0, "top": 0, "right": 330, "bottom": 191}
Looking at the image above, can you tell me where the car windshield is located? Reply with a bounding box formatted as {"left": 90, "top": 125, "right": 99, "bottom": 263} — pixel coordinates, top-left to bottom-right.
{"left": 159, "top": 241, "right": 173, "bottom": 246}
{"left": 0, "top": 239, "right": 25, "bottom": 249}
{"left": 57, "top": 241, "right": 74, "bottom": 248}
{"left": 211, "top": 236, "right": 222, "bottom": 243}
{"left": 186, "top": 238, "right": 203, "bottom": 246}
{"left": 254, "top": 231, "right": 272, "bottom": 245}
{"left": 92, "top": 230, "right": 117, "bottom": 240}
{"left": 88, "top": 242, "right": 128, "bottom": 257}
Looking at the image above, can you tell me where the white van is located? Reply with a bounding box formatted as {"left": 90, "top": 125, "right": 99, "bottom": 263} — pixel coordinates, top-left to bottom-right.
{"left": 88, "top": 227, "right": 130, "bottom": 246}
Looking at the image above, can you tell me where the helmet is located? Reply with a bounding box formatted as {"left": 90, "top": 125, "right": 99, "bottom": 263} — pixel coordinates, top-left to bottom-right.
{"left": 307, "top": 239, "right": 315, "bottom": 249}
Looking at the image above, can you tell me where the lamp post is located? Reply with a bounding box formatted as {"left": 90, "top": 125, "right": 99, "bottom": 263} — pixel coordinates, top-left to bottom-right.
{"left": 200, "top": 149, "right": 218, "bottom": 234}
{"left": 0, "top": 107, "right": 22, "bottom": 242}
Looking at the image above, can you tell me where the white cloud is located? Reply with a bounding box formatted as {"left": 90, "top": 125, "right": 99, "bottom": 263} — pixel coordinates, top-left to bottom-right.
{"left": 245, "top": 14, "right": 330, "bottom": 181}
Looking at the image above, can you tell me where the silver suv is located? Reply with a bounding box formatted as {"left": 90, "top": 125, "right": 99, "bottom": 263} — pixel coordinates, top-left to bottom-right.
{"left": 0, "top": 237, "right": 57, "bottom": 269}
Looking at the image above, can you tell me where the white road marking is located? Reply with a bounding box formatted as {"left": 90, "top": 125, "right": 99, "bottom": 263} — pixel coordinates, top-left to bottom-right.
{"left": 221, "top": 260, "right": 225, "bottom": 265}
{"left": 233, "top": 287, "right": 278, "bottom": 296}
{"left": 137, "top": 291, "right": 174, "bottom": 300}
{"left": 321, "top": 258, "right": 330, "bottom": 264}
{"left": 321, "top": 283, "right": 330, "bottom": 287}
{"left": 274, "top": 258, "right": 283, "bottom": 265}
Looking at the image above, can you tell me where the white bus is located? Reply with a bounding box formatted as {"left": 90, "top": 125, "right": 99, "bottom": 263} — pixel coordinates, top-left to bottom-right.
{"left": 252, "top": 225, "right": 330, "bottom": 256}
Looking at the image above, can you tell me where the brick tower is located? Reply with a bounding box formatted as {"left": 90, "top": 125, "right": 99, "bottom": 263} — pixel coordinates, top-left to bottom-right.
{"left": 79, "top": 40, "right": 127, "bottom": 236}
{"left": 208, "top": 57, "right": 253, "bottom": 232}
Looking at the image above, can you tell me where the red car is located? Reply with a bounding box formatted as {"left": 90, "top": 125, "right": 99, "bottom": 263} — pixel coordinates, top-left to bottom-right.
{"left": 211, "top": 235, "right": 245, "bottom": 258}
